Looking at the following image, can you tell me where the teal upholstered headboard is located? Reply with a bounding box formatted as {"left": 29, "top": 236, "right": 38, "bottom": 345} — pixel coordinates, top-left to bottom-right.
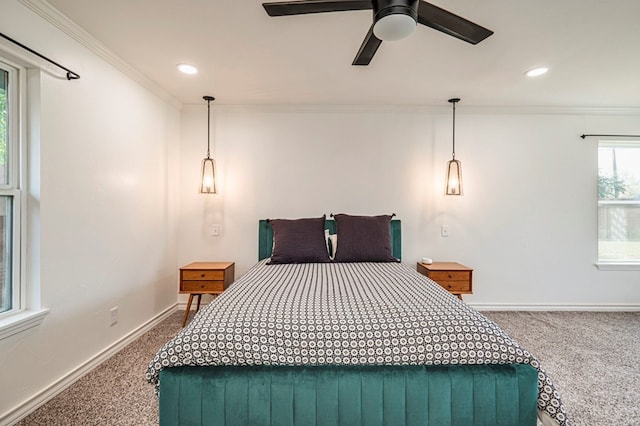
{"left": 258, "top": 219, "right": 402, "bottom": 261}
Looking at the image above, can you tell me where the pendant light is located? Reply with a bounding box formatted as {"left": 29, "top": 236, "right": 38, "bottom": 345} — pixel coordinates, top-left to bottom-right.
{"left": 445, "top": 97, "right": 463, "bottom": 195}
{"left": 200, "top": 95, "right": 217, "bottom": 194}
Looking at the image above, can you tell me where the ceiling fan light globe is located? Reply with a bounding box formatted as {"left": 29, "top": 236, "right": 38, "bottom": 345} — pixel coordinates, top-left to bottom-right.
{"left": 373, "top": 13, "right": 417, "bottom": 41}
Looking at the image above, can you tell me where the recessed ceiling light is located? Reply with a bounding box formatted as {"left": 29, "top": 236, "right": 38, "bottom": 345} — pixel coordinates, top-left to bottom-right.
{"left": 177, "top": 63, "right": 198, "bottom": 75}
{"left": 526, "top": 67, "right": 549, "bottom": 77}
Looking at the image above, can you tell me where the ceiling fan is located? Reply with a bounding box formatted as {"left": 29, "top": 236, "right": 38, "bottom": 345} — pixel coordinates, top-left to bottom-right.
{"left": 262, "top": 0, "right": 493, "bottom": 65}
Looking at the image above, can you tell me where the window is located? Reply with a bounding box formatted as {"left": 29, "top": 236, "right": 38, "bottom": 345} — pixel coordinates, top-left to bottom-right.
{"left": 0, "top": 54, "right": 47, "bottom": 340}
{"left": 0, "top": 59, "right": 19, "bottom": 316}
{"left": 598, "top": 140, "right": 640, "bottom": 264}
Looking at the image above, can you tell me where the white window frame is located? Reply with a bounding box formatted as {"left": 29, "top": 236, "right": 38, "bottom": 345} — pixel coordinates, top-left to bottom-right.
{"left": 596, "top": 139, "right": 640, "bottom": 271}
{"left": 0, "top": 59, "right": 21, "bottom": 316}
{"left": 0, "top": 55, "right": 48, "bottom": 339}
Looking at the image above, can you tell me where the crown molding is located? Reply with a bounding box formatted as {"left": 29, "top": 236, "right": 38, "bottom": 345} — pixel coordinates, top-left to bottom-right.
{"left": 461, "top": 105, "right": 640, "bottom": 116}
{"left": 18, "top": 0, "right": 182, "bottom": 110}
{"left": 180, "top": 103, "right": 640, "bottom": 116}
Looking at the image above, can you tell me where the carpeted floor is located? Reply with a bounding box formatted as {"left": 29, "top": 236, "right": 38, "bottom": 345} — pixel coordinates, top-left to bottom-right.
{"left": 15, "top": 312, "right": 184, "bottom": 426}
{"left": 16, "top": 311, "right": 640, "bottom": 426}
{"left": 484, "top": 311, "right": 640, "bottom": 426}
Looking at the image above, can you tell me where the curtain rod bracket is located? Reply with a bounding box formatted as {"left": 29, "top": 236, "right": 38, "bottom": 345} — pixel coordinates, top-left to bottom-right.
{"left": 0, "top": 32, "right": 80, "bottom": 80}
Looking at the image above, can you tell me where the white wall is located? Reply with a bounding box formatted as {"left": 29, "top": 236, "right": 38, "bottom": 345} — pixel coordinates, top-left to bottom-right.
{"left": 179, "top": 105, "right": 640, "bottom": 308}
{"left": 0, "top": 0, "right": 180, "bottom": 420}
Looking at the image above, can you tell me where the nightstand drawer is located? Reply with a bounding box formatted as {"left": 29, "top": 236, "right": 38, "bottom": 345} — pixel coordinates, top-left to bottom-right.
{"left": 437, "top": 280, "right": 471, "bottom": 293}
{"left": 182, "top": 270, "right": 225, "bottom": 281}
{"left": 181, "top": 280, "right": 224, "bottom": 292}
{"left": 429, "top": 271, "right": 470, "bottom": 282}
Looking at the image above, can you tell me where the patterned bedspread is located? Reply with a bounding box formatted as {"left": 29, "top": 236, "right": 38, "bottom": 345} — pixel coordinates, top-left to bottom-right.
{"left": 146, "top": 260, "right": 568, "bottom": 425}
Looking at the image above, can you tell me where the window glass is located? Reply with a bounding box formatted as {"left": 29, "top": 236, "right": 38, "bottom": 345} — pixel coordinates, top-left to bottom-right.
{"left": 598, "top": 141, "right": 640, "bottom": 262}
{"left": 0, "top": 68, "right": 10, "bottom": 313}
{"left": 0, "top": 196, "right": 11, "bottom": 313}
{"left": 0, "top": 68, "right": 7, "bottom": 185}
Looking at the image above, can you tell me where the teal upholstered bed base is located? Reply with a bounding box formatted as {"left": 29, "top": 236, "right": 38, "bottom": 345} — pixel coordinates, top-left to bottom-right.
{"left": 159, "top": 364, "right": 538, "bottom": 426}
{"left": 258, "top": 219, "right": 402, "bottom": 261}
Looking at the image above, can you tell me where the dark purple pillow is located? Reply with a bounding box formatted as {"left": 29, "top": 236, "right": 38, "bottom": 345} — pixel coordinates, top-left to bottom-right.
{"left": 268, "top": 216, "right": 330, "bottom": 264}
{"left": 333, "top": 214, "right": 398, "bottom": 262}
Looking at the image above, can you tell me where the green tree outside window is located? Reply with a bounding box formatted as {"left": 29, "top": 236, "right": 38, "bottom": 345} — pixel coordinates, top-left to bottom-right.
{"left": 598, "top": 174, "right": 626, "bottom": 200}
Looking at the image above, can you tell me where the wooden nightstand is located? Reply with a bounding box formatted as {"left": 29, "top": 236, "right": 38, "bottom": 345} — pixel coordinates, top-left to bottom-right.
{"left": 180, "top": 262, "right": 234, "bottom": 327}
{"left": 417, "top": 262, "right": 473, "bottom": 300}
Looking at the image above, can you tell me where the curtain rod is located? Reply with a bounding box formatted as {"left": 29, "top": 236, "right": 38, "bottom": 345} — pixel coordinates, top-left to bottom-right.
{"left": 0, "top": 32, "right": 80, "bottom": 80}
{"left": 580, "top": 134, "right": 640, "bottom": 139}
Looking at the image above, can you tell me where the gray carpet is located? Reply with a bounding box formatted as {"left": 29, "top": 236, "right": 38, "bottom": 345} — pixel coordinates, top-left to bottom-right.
{"left": 15, "top": 312, "right": 184, "bottom": 426}
{"left": 484, "top": 311, "right": 640, "bottom": 426}
{"left": 16, "top": 311, "right": 640, "bottom": 425}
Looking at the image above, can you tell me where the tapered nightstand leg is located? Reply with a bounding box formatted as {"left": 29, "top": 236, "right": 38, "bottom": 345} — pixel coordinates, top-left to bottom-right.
{"left": 182, "top": 294, "right": 195, "bottom": 327}
{"left": 457, "top": 294, "right": 463, "bottom": 300}
{"left": 195, "top": 294, "right": 202, "bottom": 313}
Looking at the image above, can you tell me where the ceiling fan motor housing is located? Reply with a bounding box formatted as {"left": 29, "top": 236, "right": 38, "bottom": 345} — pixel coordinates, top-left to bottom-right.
{"left": 373, "top": 0, "right": 419, "bottom": 22}
{"left": 372, "top": 0, "right": 419, "bottom": 40}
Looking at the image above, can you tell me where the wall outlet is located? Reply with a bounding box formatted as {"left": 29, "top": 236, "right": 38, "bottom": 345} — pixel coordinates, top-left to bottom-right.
{"left": 110, "top": 307, "right": 118, "bottom": 326}
{"left": 210, "top": 224, "right": 221, "bottom": 236}
{"left": 441, "top": 225, "right": 450, "bottom": 237}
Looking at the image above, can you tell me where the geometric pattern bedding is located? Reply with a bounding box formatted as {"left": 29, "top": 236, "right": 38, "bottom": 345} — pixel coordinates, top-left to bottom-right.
{"left": 146, "top": 260, "right": 568, "bottom": 425}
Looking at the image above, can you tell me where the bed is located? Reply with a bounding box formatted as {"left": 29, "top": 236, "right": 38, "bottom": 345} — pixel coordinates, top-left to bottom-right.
{"left": 147, "top": 215, "right": 567, "bottom": 426}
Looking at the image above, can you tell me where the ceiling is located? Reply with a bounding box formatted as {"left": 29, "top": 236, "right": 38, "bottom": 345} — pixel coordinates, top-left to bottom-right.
{"left": 45, "top": 0, "right": 640, "bottom": 108}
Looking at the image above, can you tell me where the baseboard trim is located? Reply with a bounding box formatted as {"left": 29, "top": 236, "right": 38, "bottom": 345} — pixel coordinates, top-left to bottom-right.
{"left": 178, "top": 301, "right": 640, "bottom": 312}
{"left": 470, "top": 303, "right": 640, "bottom": 312}
{"left": 177, "top": 297, "right": 219, "bottom": 311}
{"left": 2, "top": 304, "right": 178, "bottom": 425}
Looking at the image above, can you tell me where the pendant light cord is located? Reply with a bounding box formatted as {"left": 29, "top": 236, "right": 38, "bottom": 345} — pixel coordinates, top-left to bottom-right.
{"left": 452, "top": 101, "right": 456, "bottom": 159}
{"left": 207, "top": 100, "right": 211, "bottom": 158}
{"left": 448, "top": 98, "right": 460, "bottom": 159}
{"left": 203, "top": 95, "right": 215, "bottom": 159}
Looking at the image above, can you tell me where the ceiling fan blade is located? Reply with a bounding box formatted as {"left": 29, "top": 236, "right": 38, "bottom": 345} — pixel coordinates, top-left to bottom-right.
{"left": 417, "top": 1, "right": 493, "bottom": 44}
{"left": 263, "top": 0, "right": 372, "bottom": 16}
{"left": 352, "top": 24, "right": 382, "bottom": 66}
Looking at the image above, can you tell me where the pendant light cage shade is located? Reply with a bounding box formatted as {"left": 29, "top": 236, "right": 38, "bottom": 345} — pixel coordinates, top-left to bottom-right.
{"left": 445, "top": 97, "right": 463, "bottom": 196}
{"left": 200, "top": 95, "right": 217, "bottom": 194}
{"left": 200, "top": 157, "right": 217, "bottom": 194}
{"left": 445, "top": 158, "right": 463, "bottom": 195}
